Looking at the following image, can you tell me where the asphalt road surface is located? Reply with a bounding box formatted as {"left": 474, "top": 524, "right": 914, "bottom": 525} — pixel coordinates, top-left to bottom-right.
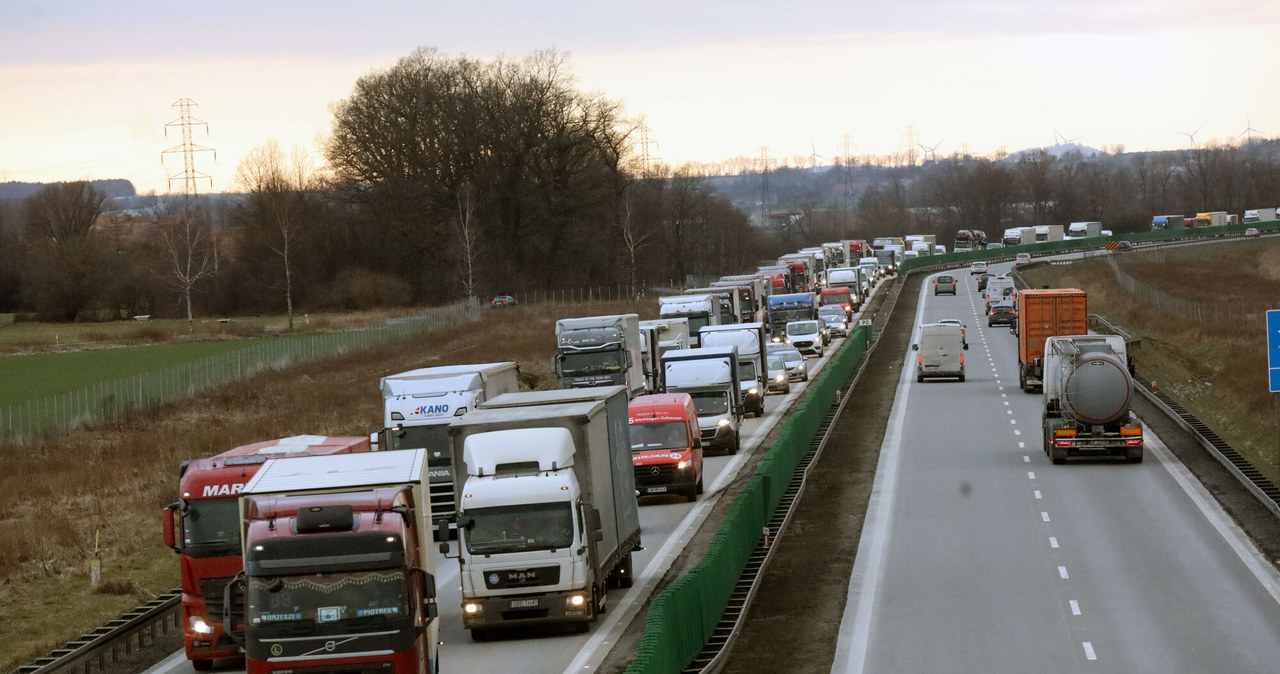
{"left": 833, "top": 262, "right": 1280, "bottom": 673}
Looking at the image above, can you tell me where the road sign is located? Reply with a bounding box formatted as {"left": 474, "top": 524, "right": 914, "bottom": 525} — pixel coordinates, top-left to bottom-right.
{"left": 1268, "top": 310, "right": 1280, "bottom": 392}
{"left": 858, "top": 318, "right": 873, "bottom": 327}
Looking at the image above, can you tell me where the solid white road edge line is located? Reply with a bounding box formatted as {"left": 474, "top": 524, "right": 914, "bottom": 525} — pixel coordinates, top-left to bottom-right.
{"left": 830, "top": 274, "right": 928, "bottom": 674}
{"left": 1147, "top": 426, "right": 1280, "bottom": 606}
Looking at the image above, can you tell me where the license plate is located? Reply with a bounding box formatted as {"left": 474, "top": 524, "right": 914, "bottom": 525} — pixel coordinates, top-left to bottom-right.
{"left": 646, "top": 486, "right": 668, "bottom": 493}
{"left": 509, "top": 598, "right": 539, "bottom": 608}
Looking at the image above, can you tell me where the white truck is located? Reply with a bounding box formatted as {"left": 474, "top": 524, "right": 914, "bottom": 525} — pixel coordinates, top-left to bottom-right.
{"left": 1042, "top": 335, "right": 1143, "bottom": 464}
{"left": 638, "top": 318, "right": 693, "bottom": 393}
{"left": 822, "top": 241, "right": 846, "bottom": 268}
{"left": 824, "top": 266, "right": 866, "bottom": 308}
{"left": 1066, "top": 221, "right": 1102, "bottom": 238}
{"left": 662, "top": 346, "right": 743, "bottom": 453}
{"left": 1243, "top": 208, "right": 1276, "bottom": 224}
{"left": 440, "top": 386, "right": 641, "bottom": 638}
{"left": 380, "top": 362, "right": 520, "bottom": 531}
{"left": 684, "top": 286, "right": 742, "bottom": 326}
{"left": 905, "top": 234, "right": 936, "bottom": 256}
{"left": 859, "top": 256, "right": 882, "bottom": 282}
{"left": 659, "top": 294, "right": 719, "bottom": 347}
{"left": 230, "top": 449, "right": 440, "bottom": 670}
{"left": 554, "top": 314, "right": 644, "bottom": 398}
{"left": 712, "top": 275, "right": 767, "bottom": 323}
{"left": 699, "top": 322, "right": 767, "bottom": 418}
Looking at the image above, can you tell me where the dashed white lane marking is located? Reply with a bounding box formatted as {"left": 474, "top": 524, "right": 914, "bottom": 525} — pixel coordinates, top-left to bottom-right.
{"left": 1018, "top": 441, "right": 1025, "bottom": 448}
{"left": 1034, "top": 490, "right": 1042, "bottom": 499}
{"left": 1083, "top": 642, "right": 1097, "bottom": 660}
{"left": 1041, "top": 512, "right": 1051, "bottom": 522}
{"left": 1009, "top": 419, "right": 1016, "bottom": 424}
{"left": 1001, "top": 393, "right": 1007, "bottom": 398}
{"left": 997, "top": 386, "right": 1004, "bottom": 391}
{"left": 1050, "top": 537, "right": 1059, "bottom": 548}
{"left": 1028, "top": 471, "right": 1036, "bottom": 480}
{"left": 1023, "top": 455, "right": 1030, "bottom": 463}
{"left": 1014, "top": 429, "right": 1021, "bottom": 436}
{"left": 1070, "top": 600, "right": 1081, "bottom": 616}
{"left": 1058, "top": 566, "right": 1069, "bottom": 579}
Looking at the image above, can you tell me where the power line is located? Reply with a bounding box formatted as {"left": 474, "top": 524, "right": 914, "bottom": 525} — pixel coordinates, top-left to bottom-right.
{"left": 162, "top": 98, "right": 216, "bottom": 201}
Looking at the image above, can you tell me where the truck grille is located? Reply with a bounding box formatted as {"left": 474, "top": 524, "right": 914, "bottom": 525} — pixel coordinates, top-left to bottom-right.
{"left": 198, "top": 577, "right": 235, "bottom": 624}
{"left": 634, "top": 464, "right": 678, "bottom": 487}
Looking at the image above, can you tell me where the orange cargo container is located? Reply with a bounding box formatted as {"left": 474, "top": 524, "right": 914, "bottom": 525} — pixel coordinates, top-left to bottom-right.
{"left": 1015, "top": 288, "right": 1087, "bottom": 392}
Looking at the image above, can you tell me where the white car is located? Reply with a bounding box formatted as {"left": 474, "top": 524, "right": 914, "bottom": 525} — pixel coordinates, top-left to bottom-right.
{"left": 785, "top": 320, "right": 825, "bottom": 357}
{"left": 774, "top": 347, "right": 807, "bottom": 382}
{"left": 1015, "top": 253, "right": 1032, "bottom": 264}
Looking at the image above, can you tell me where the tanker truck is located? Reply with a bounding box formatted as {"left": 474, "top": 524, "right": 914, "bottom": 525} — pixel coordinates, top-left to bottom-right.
{"left": 1041, "top": 335, "right": 1143, "bottom": 464}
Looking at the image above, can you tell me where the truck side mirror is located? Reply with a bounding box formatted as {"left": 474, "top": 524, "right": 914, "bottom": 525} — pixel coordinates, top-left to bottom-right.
{"left": 964, "top": 343, "right": 970, "bottom": 350}
{"left": 551, "top": 356, "right": 560, "bottom": 376}
{"left": 436, "top": 519, "right": 452, "bottom": 556}
{"left": 419, "top": 570, "right": 439, "bottom": 621}
{"left": 912, "top": 344, "right": 919, "bottom": 351}
{"left": 692, "top": 437, "right": 703, "bottom": 450}
{"left": 162, "top": 503, "right": 179, "bottom": 552}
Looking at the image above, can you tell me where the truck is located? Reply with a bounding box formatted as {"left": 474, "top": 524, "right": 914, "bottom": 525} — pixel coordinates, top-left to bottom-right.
{"left": 662, "top": 346, "right": 744, "bottom": 453}
{"left": 826, "top": 266, "right": 868, "bottom": 304}
{"left": 822, "top": 241, "right": 846, "bottom": 268}
{"left": 700, "top": 322, "right": 768, "bottom": 417}
{"left": 1194, "top": 211, "right": 1229, "bottom": 228}
{"left": 638, "top": 318, "right": 692, "bottom": 393}
{"left": 229, "top": 449, "right": 440, "bottom": 673}
{"left": 441, "top": 386, "right": 641, "bottom": 637}
{"left": 1243, "top": 207, "right": 1277, "bottom": 224}
{"left": 874, "top": 247, "right": 899, "bottom": 274}
{"left": 1034, "top": 225, "right": 1064, "bottom": 242}
{"left": 637, "top": 323, "right": 661, "bottom": 394}
{"left": 684, "top": 286, "right": 742, "bottom": 326}
{"left": 1066, "top": 221, "right": 1102, "bottom": 238}
{"left": 777, "top": 254, "right": 815, "bottom": 292}
{"left": 954, "top": 230, "right": 985, "bottom": 252}
{"left": 757, "top": 264, "right": 797, "bottom": 294}
{"left": 818, "top": 285, "right": 857, "bottom": 319}
{"left": 842, "top": 239, "right": 869, "bottom": 263}
{"left": 1003, "top": 227, "right": 1030, "bottom": 246}
{"left": 555, "top": 314, "right": 644, "bottom": 398}
{"left": 1019, "top": 228, "right": 1039, "bottom": 245}
{"left": 1150, "top": 214, "right": 1187, "bottom": 231}
{"left": 163, "top": 435, "right": 373, "bottom": 670}
{"left": 380, "top": 362, "right": 521, "bottom": 532}
{"left": 715, "top": 274, "right": 767, "bottom": 322}
{"left": 659, "top": 294, "right": 719, "bottom": 347}
{"left": 871, "top": 236, "right": 904, "bottom": 251}
{"left": 1015, "top": 288, "right": 1088, "bottom": 393}
{"left": 766, "top": 292, "right": 817, "bottom": 338}
{"left": 905, "top": 234, "right": 936, "bottom": 256}
{"left": 1042, "top": 335, "right": 1143, "bottom": 464}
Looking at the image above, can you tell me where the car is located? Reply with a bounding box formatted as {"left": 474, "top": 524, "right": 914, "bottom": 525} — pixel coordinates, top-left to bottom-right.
{"left": 936, "top": 318, "right": 967, "bottom": 346}
{"left": 489, "top": 295, "right": 518, "bottom": 308}
{"left": 986, "top": 242, "right": 1005, "bottom": 250}
{"left": 1116, "top": 240, "right": 1133, "bottom": 251}
{"left": 1245, "top": 227, "right": 1261, "bottom": 238}
{"left": 774, "top": 347, "right": 807, "bottom": 382}
{"left": 785, "top": 320, "right": 825, "bottom": 357}
{"left": 765, "top": 355, "right": 791, "bottom": 394}
{"left": 969, "top": 262, "right": 988, "bottom": 275}
{"left": 818, "top": 308, "right": 848, "bottom": 338}
{"left": 987, "top": 302, "right": 1016, "bottom": 327}
{"left": 1014, "top": 253, "right": 1032, "bottom": 264}
{"left": 933, "top": 274, "right": 957, "bottom": 295}
{"left": 976, "top": 273, "right": 994, "bottom": 291}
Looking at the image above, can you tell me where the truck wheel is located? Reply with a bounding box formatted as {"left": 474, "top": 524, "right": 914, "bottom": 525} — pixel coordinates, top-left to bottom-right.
{"left": 731, "top": 431, "right": 741, "bottom": 454}
{"left": 1127, "top": 447, "right": 1144, "bottom": 464}
{"left": 696, "top": 472, "right": 704, "bottom": 494}
{"left": 958, "top": 373, "right": 965, "bottom": 382}
{"left": 191, "top": 660, "right": 214, "bottom": 672}
{"left": 1018, "top": 366, "right": 1027, "bottom": 392}
{"left": 470, "top": 628, "right": 495, "bottom": 642}
{"left": 611, "top": 551, "right": 635, "bottom": 588}
{"left": 917, "top": 373, "right": 924, "bottom": 383}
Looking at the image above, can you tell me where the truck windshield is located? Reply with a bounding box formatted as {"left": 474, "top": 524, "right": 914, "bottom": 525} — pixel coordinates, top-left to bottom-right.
{"left": 630, "top": 421, "right": 689, "bottom": 451}
{"left": 738, "top": 361, "right": 757, "bottom": 383}
{"left": 386, "top": 423, "right": 449, "bottom": 457}
{"left": 560, "top": 350, "right": 624, "bottom": 376}
{"left": 246, "top": 569, "right": 409, "bottom": 626}
{"left": 820, "top": 293, "right": 849, "bottom": 305}
{"left": 690, "top": 391, "right": 730, "bottom": 416}
{"left": 183, "top": 498, "right": 241, "bottom": 556}
{"left": 465, "top": 502, "right": 574, "bottom": 555}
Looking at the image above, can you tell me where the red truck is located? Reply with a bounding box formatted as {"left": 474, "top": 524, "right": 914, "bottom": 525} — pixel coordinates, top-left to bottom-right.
{"left": 162, "top": 435, "right": 371, "bottom": 670}
{"left": 1015, "top": 288, "right": 1088, "bottom": 392}
{"left": 630, "top": 393, "right": 704, "bottom": 502}
{"left": 818, "top": 286, "right": 856, "bottom": 319}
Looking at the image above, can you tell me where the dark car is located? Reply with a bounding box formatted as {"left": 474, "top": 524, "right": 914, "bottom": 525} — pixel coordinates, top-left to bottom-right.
{"left": 976, "top": 273, "right": 994, "bottom": 291}
{"left": 489, "top": 295, "right": 518, "bottom": 308}
{"left": 988, "top": 302, "right": 1016, "bottom": 327}
{"left": 934, "top": 274, "right": 957, "bottom": 295}
{"left": 1115, "top": 241, "right": 1133, "bottom": 251}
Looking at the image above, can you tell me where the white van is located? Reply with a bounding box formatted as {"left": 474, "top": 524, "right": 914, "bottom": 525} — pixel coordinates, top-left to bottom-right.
{"left": 913, "top": 323, "right": 968, "bottom": 382}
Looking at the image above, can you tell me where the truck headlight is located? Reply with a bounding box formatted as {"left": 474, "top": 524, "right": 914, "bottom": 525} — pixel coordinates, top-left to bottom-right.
{"left": 717, "top": 418, "right": 731, "bottom": 427}
{"left": 748, "top": 387, "right": 759, "bottom": 395}
{"left": 189, "top": 615, "right": 214, "bottom": 634}
{"left": 566, "top": 594, "right": 586, "bottom": 608}
{"left": 677, "top": 460, "right": 690, "bottom": 470}
{"left": 464, "top": 602, "right": 482, "bottom": 614}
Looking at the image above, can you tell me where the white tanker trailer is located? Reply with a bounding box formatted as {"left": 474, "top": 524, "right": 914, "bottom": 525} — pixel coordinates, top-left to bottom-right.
{"left": 1042, "top": 335, "right": 1144, "bottom": 464}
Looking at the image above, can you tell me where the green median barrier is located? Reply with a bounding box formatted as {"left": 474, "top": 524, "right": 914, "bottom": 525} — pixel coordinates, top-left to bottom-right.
{"left": 626, "top": 324, "right": 871, "bottom": 674}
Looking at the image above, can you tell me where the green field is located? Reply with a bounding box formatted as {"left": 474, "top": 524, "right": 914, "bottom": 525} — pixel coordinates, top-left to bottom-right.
{"left": 0, "top": 340, "right": 262, "bottom": 406}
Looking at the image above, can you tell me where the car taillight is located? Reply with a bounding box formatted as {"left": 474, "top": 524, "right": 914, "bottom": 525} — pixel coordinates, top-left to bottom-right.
{"left": 959, "top": 354, "right": 964, "bottom": 364}
{"left": 917, "top": 354, "right": 922, "bottom": 365}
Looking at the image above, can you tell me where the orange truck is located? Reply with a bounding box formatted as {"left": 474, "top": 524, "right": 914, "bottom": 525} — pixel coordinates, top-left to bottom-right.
{"left": 1015, "top": 288, "right": 1088, "bottom": 392}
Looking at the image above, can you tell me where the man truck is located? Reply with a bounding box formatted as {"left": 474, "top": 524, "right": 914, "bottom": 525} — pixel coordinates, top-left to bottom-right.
{"left": 162, "top": 435, "right": 372, "bottom": 670}
{"left": 1042, "top": 335, "right": 1143, "bottom": 464}
{"left": 554, "top": 314, "right": 645, "bottom": 397}
{"left": 1016, "top": 288, "right": 1088, "bottom": 393}
{"left": 227, "top": 449, "right": 440, "bottom": 673}
{"left": 380, "top": 361, "right": 520, "bottom": 534}
{"left": 440, "top": 386, "right": 641, "bottom": 639}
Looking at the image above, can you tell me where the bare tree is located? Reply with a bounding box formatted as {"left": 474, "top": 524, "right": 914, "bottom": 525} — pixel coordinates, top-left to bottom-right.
{"left": 454, "top": 182, "right": 481, "bottom": 300}
{"left": 161, "top": 215, "right": 216, "bottom": 329}
{"left": 618, "top": 187, "right": 651, "bottom": 298}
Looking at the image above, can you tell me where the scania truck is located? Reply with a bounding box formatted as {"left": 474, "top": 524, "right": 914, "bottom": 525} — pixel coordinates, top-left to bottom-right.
{"left": 227, "top": 449, "right": 439, "bottom": 673}
{"left": 440, "top": 386, "right": 641, "bottom": 639}
{"left": 554, "top": 314, "right": 644, "bottom": 397}
{"left": 162, "top": 435, "right": 371, "bottom": 670}
{"left": 380, "top": 362, "right": 520, "bottom": 533}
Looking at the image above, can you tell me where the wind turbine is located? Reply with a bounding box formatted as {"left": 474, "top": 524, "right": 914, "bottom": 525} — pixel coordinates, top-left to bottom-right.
{"left": 806, "top": 139, "right": 826, "bottom": 171}
{"left": 1240, "top": 115, "right": 1262, "bottom": 143}
{"left": 1052, "top": 129, "right": 1080, "bottom": 146}
{"left": 918, "top": 139, "right": 943, "bottom": 163}
{"left": 1178, "top": 125, "right": 1203, "bottom": 149}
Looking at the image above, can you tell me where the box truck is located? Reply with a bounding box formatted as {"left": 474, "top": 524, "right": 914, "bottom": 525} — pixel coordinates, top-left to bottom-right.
{"left": 1015, "top": 288, "right": 1088, "bottom": 393}
{"left": 662, "top": 346, "right": 744, "bottom": 453}
{"left": 659, "top": 295, "right": 719, "bottom": 346}
{"left": 699, "top": 322, "right": 768, "bottom": 417}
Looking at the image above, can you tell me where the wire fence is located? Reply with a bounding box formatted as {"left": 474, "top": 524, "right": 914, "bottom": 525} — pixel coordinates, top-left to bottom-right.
{"left": 0, "top": 302, "right": 480, "bottom": 444}
{"left": 1105, "top": 255, "right": 1265, "bottom": 325}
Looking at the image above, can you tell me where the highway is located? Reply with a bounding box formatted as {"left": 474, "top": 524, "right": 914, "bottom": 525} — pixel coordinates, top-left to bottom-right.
{"left": 144, "top": 288, "right": 867, "bottom": 674}
{"left": 834, "top": 260, "right": 1280, "bottom": 673}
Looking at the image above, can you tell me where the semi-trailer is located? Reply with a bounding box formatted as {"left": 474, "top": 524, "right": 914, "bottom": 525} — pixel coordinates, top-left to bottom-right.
{"left": 1015, "top": 288, "right": 1089, "bottom": 393}
{"left": 1042, "top": 335, "right": 1143, "bottom": 464}
{"left": 162, "top": 435, "right": 372, "bottom": 670}
{"left": 440, "top": 386, "right": 641, "bottom": 638}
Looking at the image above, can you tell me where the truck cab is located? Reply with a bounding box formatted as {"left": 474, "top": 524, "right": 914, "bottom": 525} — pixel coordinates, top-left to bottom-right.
{"left": 629, "top": 393, "right": 703, "bottom": 501}
{"left": 554, "top": 314, "right": 644, "bottom": 396}
{"left": 662, "top": 346, "right": 744, "bottom": 454}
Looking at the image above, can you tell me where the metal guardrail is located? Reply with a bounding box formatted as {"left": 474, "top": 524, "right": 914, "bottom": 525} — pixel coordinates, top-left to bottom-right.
{"left": 12, "top": 590, "right": 181, "bottom": 674}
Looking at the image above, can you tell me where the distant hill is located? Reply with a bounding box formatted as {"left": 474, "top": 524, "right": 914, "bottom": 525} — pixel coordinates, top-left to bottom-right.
{"left": 1005, "top": 143, "right": 1105, "bottom": 161}
{"left": 0, "top": 179, "right": 137, "bottom": 200}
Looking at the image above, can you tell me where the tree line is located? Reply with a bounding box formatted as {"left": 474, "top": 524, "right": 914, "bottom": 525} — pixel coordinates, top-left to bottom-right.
{"left": 0, "top": 49, "right": 768, "bottom": 323}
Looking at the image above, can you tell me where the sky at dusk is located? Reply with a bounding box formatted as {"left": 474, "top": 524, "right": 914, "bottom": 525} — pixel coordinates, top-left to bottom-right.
{"left": 2, "top": 1, "right": 1279, "bottom": 195}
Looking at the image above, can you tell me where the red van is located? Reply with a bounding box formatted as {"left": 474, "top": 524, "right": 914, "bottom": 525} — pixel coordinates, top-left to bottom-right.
{"left": 629, "top": 393, "right": 704, "bottom": 502}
